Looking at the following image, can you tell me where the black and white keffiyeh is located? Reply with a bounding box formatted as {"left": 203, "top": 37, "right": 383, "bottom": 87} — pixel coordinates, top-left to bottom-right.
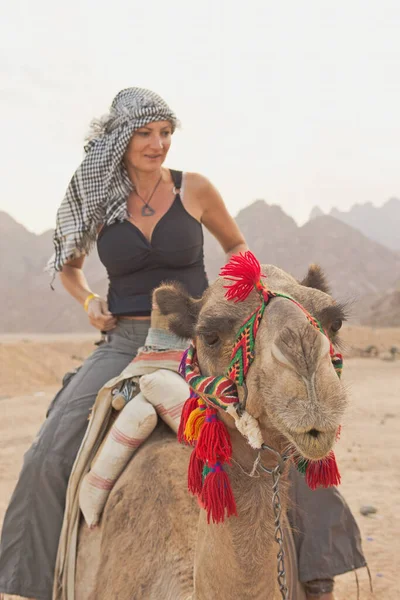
{"left": 46, "top": 87, "right": 177, "bottom": 275}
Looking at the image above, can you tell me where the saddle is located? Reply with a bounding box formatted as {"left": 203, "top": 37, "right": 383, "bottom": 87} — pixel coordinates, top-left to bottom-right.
{"left": 53, "top": 311, "right": 189, "bottom": 600}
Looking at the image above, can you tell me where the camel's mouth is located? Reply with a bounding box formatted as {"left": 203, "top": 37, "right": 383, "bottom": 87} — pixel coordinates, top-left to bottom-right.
{"left": 288, "top": 428, "right": 337, "bottom": 461}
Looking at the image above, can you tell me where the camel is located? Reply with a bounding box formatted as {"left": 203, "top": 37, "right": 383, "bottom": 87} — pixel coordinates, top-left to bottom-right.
{"left": 72, "top": 260, "right": 347, "bottom": 600}
{"left": 3, "top": 260, "right": 348, "bottom": 600}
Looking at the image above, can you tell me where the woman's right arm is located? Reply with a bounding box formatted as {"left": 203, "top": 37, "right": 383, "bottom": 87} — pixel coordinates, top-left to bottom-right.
{"left": 60, "top": 256, "right": 117, "bottom": 331}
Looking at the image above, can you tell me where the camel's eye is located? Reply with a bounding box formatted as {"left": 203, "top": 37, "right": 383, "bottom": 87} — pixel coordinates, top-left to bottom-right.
{"left": 202, "top": 332, "right": 220, "bottom": 347}
{"left": 331, "top": 319, "right": 343, "bottom": 333}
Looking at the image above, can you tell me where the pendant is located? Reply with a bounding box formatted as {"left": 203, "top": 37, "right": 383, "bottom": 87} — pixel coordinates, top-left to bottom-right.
{"left": 141, "top": 205, "right": 155, "bottom": 217}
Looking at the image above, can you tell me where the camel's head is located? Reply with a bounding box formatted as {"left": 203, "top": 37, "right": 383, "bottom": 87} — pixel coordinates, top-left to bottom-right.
{"left": 154, "top": 260, "right": 347, "bottom": 463}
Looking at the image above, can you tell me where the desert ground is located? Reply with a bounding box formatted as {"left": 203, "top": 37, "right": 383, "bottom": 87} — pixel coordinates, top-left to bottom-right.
{"left": 0, "top": 326, "right": 399, "bottom": 599}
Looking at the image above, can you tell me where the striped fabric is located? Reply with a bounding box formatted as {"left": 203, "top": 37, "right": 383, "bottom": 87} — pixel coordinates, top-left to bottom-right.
{"left": 140, "top": 369, "right": 190, "bottom": 433}
{"left": 155, "top": 401, "right": 185, "bottom": 422}
{"left": 86, "top": 471, "right": 116, "bottom": 491}
{"left": 78, "top": 337, "right": 190, "bottom": 529}
{"left": 79, "top": 392, "right": 157, "bottom": 528}
{"left": 110, "top": 426, "right": 144, "bottom": 449}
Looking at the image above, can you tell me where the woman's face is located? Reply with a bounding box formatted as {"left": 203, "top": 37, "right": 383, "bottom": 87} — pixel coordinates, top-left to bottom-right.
{"left": 124, "top": 120, "right": 173, "bottom": 172}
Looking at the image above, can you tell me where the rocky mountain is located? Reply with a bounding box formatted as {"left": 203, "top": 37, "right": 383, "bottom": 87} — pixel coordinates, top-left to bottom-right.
{"left": 360, "top": 289, "right": 400, "bottom": 327}
{"left": 309, "top": 206, "right": 324, "bottom": 221}
{"left": 203, "top": 201, "right": 299, "bottom": 281}
{"left": 205, "top": 210, "right": 400, "bottom": 305}
{"left": 0, "top": 211, "right": 107, "bottom": 333}
{"left": 309, "top": 197, "right": 400, "bottom": 251}
{"left": 1, "top": 202, "right": 399, "bottom": 332}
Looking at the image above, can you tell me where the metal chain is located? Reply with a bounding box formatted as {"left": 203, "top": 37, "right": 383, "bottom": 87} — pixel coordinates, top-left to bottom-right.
{"left": 271, "top": 465, "right": 289, "bottom": 600}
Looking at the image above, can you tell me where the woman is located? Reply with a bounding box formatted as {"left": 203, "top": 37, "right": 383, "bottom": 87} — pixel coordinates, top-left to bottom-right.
{"left": 0, "top": 87, "right": 364, "bottom": 600}
{"left": 0, "top": 87, "right": 246, "bottom": 600}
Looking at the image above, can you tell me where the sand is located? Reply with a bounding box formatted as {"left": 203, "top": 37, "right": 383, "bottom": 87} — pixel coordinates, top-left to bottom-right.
{"left": 0, "top": 331, "right": 399, "bottom": 599}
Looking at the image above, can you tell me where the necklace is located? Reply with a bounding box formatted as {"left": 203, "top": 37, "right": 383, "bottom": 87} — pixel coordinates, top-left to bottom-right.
{"left": 132, "top": 174, "right": 163, "bottom": 217}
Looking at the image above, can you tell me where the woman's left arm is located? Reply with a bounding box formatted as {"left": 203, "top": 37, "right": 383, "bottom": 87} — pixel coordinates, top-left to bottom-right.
{"left": 190, "top": 174, "right": 247, "bottom": 259}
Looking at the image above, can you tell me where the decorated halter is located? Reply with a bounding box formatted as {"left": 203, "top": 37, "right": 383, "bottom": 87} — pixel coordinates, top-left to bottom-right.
{"left": 178, "top": 251, "right": 343, "bottom": 524}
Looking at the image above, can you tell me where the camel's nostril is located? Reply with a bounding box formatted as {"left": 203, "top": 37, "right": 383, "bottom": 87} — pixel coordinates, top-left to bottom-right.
{"left": 308, "top": 428, "right": 320, "bottom": 438}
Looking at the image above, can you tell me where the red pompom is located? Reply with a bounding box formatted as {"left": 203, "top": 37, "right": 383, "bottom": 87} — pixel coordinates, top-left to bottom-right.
{"left": 201, "top": 463, "right": 237, "bottom": 524}
{"left": 306, "top": 452, "right": 341, "bottom": 490}
{"left": 196, "top": 408, "right": 232, "bottom": 464}
{"left": 220, "top": 251, "right": 264, "bottom": 302}
{"left": 188, "top": 449, "right": 204, "bottom": 496}
{"left": 178, "top": 394, "right": 200, "bottom": 444}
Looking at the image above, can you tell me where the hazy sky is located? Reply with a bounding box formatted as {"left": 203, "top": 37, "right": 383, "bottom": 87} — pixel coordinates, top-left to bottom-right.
{"left": 1, "top": 0, "right": 399, "bottom": 234}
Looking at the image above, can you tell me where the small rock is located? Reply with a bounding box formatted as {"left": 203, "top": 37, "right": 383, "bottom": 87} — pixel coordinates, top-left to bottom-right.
{"left": 360, "top": 505, "right": 377, "bottom": 516}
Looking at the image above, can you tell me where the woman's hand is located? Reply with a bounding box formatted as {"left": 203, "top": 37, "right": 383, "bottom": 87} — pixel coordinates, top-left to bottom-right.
{"left": 59, "top": 258, "right": 117, "bottom": 332}
{"left": 86, "top": 296, "right": 117, "bottom": 332}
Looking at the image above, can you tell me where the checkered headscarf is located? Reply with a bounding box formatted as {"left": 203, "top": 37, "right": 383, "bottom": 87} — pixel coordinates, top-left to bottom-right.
{"left": 46, "top": 87, "right": 177, "bottom": 275}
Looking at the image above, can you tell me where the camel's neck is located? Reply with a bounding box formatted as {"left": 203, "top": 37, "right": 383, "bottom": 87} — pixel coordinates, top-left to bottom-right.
{"left": 194, "top": 429, "right": 290, "bottom": 600}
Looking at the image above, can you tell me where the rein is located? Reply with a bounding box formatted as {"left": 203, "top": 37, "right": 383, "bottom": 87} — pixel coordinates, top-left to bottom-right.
{"left": 177, "top": 252, "right": 343, "bottom": 599}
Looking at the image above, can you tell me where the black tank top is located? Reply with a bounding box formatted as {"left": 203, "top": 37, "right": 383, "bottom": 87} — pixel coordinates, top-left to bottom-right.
{"left": 97, "top": 170, "right": 209, "bottom": 316}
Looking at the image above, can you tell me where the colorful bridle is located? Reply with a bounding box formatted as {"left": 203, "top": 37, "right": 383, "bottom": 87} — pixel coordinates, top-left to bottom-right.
{"left": 178, "top": 251, "right": 343, "bottom": 524}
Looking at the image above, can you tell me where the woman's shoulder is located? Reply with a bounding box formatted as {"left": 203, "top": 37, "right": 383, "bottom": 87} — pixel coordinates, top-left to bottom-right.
{"left": 182, "top": 172, "right": 214, "bottom": 196}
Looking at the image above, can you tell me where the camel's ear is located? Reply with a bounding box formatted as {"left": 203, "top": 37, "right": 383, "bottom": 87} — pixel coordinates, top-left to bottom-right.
{"left": 300, "top": 264, "right": 331, "bottom": 295}
{"left": 153, "top": 283, "right": 202, "bottom": 339}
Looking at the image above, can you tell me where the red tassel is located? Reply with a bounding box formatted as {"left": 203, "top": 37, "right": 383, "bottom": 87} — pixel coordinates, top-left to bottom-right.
{"left": 305, "top": 452, "right": 341, "bottom": 490}
{"left": 196, "top": 408, "right": 232, "bottom": 464}
{"left": 188, "top": 449, "right": 204, "bottom": 496}
{"left": 201, "top": 463, "right": 237, "bottom": 524}
{"left": 177, "top": 394, "right": 199, "bottom": 444}
{"left": 336, "top": 424, "right": 342, "bottom": 441}
{"left": 220, "top": 251, "right": 264, "bottom": 302}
